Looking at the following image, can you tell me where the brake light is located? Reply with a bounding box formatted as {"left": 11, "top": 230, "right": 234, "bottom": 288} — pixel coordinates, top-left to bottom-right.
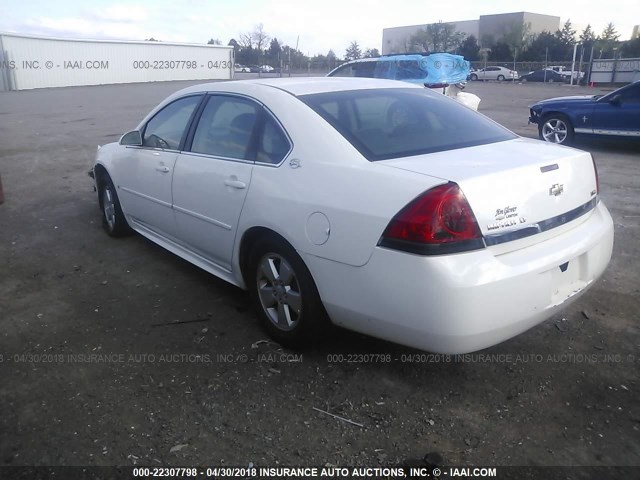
{"left": 592, "top": 157, "right": 599, "bottom": 195}
{"left": 379, "top": 183, "right": 485, "bottom": 255}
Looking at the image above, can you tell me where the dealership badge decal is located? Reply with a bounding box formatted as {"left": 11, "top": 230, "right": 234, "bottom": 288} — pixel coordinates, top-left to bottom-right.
{"left": 487, "top": 205, "right": 524, "bottom": 231}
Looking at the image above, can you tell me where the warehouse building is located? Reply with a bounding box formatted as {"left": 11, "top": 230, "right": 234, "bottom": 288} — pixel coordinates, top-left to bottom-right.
{"left": 0, "top": 32, "right": 233, "bottom": 91}
{"left": 382, "top": 12, "right": 560, "bottom": 55}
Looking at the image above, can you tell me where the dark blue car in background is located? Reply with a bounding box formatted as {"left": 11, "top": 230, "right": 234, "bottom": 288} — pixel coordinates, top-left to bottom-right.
{"left": 519, "top": 69, "right": 567, "bottom": 83}
{"left": 529, "top": 80, "right": 640, "bottom": 145}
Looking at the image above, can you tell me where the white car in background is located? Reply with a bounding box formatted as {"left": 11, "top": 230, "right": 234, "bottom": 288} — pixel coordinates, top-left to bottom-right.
{"left": 327, "top": 56, "right": 481, "bottom": 110}
{"left": 92, "top": 77, "right": 613, "bottom": 354}
{"left": 470, "top": 66, "right": 518, "bottom": 81}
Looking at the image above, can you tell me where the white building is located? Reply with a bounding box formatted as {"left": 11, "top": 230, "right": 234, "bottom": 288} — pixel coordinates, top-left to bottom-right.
{"left": 0, "top": 32, "right": 234, "bottom": 91}
{"left": 382, "top": 12, "right": 560, "bottom": 55}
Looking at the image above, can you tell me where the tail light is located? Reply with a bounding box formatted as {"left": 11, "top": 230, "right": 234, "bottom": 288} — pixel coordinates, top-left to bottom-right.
{"left": 592, "top": 157, "right": 599, "bottom": 195}
{"left": 379, "top": 182, "right": 485, "bottom": 255}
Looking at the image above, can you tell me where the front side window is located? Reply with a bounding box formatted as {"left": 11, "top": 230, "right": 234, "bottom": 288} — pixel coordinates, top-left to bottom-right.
{"left": 300, "top": 88, "right": 516, "bottom": 161}
{"left": 143, "top": 95, "right": 202, "bottom": 150}
{"left": 618, "top": 84, "right": 640, "bottom": 104}
{"left": 191, "top": 96, "right": 259, "bottom": 160}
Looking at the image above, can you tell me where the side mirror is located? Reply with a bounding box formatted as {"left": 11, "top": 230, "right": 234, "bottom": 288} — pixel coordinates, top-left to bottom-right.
{"left": 120, "top": 130, "right": 142, "bottom": 146}
{"left": 609, "top": 94, "right": 622, "bottom": 106}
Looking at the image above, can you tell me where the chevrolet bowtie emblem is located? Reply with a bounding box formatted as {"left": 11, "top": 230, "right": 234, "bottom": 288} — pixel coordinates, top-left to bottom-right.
{"left": 549, "top": 183, "right": 564, "bottom": 196}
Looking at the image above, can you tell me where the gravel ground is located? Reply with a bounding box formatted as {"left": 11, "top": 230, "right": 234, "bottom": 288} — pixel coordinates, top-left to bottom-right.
{"left": 0, "top": 79, "right": 638, "bottom": 471}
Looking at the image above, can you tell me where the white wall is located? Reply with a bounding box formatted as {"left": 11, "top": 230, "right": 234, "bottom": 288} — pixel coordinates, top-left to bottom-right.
{"left": 0, "top": 33, "right": 234, "bottom": 91}
{"left": 591, "top": 58, "right": 640, "bottom": 83}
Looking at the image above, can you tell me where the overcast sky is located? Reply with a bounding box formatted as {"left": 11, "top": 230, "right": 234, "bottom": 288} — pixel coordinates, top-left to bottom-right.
{"left": 0, "top": 0, "right": 637, "bottom": 56}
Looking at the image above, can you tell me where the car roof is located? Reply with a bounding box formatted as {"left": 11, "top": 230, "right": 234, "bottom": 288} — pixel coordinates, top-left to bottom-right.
{"left": 174, "top": 77, "right": 422, "bottom": 97}
{"left": 336, "top": 58, "right": 378, "bottom": 66}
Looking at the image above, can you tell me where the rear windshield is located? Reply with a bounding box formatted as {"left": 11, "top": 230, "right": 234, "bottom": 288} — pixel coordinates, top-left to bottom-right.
{"left": 299, "top": 88, "right": 516, "bottom": 161}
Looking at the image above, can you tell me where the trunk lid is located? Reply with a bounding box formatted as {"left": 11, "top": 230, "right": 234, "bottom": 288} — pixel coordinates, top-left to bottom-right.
{"left": 380, "top": 138, "right": 598, "bottom": 250}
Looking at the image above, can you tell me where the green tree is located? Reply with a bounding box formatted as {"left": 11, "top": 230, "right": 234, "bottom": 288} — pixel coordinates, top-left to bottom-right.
{"left": 600, "top": 22, "right": 620, "bottom": 41}
{"left": 345, "top": 41, "right": 362, "bottom": 60}
{"left": 557, "top": 19, "right": 576, "bottom": 45}
{"left": 520, "top": 31, "right": 568, "bottom": 61}
{"left": 459, "top": 35, "right": 479, "bottom": 60}
{"left": 597, "top": 22, "right": 620, "bottom": 58}
{"left": 310, "top": 53, "right": 327, "bottom": 69}
{"left": 620, "top": 37, "right": 640, "bottom": 57}
{"left": 410, "top": 22, "right": 465, "bottom": 52}
{"left": 502, "top": 21, "right": 532, "bottom": 60}
{"left": 480, "top": 34, "right": 495, "bottom": 48}
{"left": 363, "top": 48, "right": 380, "bottom": 58}
{"left": 327, "top": 49, "right": 338, "bottom": 69}
{"left": 488, "top": 41, "right": 512, "bottom": 61}
{"left": 267, "top": 38, "right": 281, "bottom": 65}
{"left": 281, "top": 45, "right": 308, "bottom": 71}
{"left": 579, "top": 24, "right": 596, "bottom": 43}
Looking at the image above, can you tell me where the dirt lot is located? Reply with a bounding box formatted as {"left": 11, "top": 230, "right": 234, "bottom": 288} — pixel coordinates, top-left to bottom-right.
{"left": 0, "top": 79, "right": 639, "bottom": 471}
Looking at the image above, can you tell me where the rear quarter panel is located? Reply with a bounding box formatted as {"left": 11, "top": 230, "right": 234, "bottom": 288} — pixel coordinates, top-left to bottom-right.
{"left": 234, "top": 88, "right": 444, "bottom": 268}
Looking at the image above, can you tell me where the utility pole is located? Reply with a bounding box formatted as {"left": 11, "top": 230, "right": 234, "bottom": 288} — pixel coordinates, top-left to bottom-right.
{"left": 570, "top": 44, "right": 578, "bottom": 85}
{"left": 479, "top": 48, "right": 490, "bottom": 81}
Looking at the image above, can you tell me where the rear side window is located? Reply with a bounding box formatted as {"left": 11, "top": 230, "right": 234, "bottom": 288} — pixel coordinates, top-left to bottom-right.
{"left": 329, "top": 61, "right": 377, "bottom": 78}
{"left": 191, "top": 96, "right": 259, "bottom": 160}
{"left": 300, "top": 88, "right": 516, "bottom": 161}
{"left": 256, "top": 115, "right": 291, "bottom": 164}
{"left": 143, "top": 95, "right": 202, "bottom": 150}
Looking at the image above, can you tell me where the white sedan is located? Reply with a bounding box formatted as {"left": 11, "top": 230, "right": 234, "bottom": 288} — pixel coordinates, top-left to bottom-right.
{"left": 470, "top": 66, "right": 518, "bottom": 81}
{"left": 92, "top": 77, "right": 613, "bottom": 354}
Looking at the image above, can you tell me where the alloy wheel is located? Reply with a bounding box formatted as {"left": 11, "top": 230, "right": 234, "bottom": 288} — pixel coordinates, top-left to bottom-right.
{"left": 256, "top": 253, "right": 303, "bottom": 331}
{"left": 102, "top": 186, "right": 116, "bottom": 231}
{"left": 542, "top": 118, "right": 568, "bottom": 144}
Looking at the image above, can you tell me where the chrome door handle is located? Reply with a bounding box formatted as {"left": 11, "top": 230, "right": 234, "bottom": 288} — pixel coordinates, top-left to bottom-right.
{"left": 224, "top": 179, "right": 247, "bottom": 189}
{"left": 156, "top": 166, "right": 170, "bottom": 173}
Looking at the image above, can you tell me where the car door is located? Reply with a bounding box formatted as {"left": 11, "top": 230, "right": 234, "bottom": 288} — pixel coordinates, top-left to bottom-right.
{"left": 539, "top": 70, "right": 553, "bottom": 82}
{"left": 482, "top": 67, "right": 498, "bottom": 81}
{"left": 592, "top": 83, "right": 640, "bottom": 136}
{"left": 116, "top": 94, "right": 203, "bottom": 237}
{"left": 171, "top": 94, "right": 263, "bottom": 270}
{"left": 530, "top": 71, "right": 543, "bottom": 81}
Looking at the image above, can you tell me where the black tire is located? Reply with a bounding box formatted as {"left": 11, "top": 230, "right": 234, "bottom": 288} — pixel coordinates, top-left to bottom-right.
{"left": 98, "top": 175, "right": 131, "bottom": 237}
{"left": 470, "top": 73, "right": 478, "bottom": 81}
{"left": 497, "top": 74, "right": 505, "bottom": 81}
{"left": 520, "top": 77, "right": 527, "bottom": 83}
{"left": 538, "top": 113, "right": 575, "bottom": 145}
{"left": 248, "top": 236, "right": 328, "bottom": 348}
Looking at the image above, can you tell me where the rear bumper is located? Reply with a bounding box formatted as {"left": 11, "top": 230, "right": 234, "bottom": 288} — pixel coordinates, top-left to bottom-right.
{"left": 305, "top": 201, "right": 614, "bottom": 354}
